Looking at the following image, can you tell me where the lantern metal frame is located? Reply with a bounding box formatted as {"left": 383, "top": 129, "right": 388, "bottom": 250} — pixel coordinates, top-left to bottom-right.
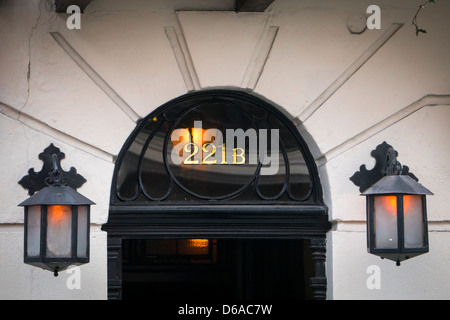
{"left": 363, "top": 176, "right": 432, "bottom": 265}
{"left": 350, "top": 142, "right": 433, "bottom": 266}
{"left": 18, "top": 144, "right": 95, "bottom": 276}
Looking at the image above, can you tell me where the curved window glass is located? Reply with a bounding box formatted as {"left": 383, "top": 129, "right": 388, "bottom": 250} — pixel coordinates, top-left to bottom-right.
{"left": 112, "top": 91, "right": 321, "bottom": 205}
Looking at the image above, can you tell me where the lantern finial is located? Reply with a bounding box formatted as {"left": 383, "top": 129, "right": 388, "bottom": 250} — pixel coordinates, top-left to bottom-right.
{"left": 18, "top": 143, "right": 87, "bottom": 196}
{"left": 45, "top": 154, "right": 68, "bottom": 187}
{"left": 350, "top": 141, "right": 418, "bottom": 192}
{"left": 384, "top": 147, "right": 402, "bottom": 176}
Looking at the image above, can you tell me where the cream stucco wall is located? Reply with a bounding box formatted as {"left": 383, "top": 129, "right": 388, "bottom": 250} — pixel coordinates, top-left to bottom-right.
{"left": 1, "top": 0, "right": 449, "bottom": 299}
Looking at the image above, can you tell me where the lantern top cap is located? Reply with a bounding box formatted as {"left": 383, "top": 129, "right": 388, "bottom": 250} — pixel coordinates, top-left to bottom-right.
{"left": 361, "top": 175, "right": 433, "bottom": 196}
{"left": 18, "top": 185, "right": 95, "bottom": 207}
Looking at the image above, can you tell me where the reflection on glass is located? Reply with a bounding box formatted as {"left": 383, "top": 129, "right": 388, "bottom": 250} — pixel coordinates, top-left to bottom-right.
{"left": 268, "top": 115, "right": 312, "bottom": 200}
{"left": 374, "top": 196, "right": 398, "bottom": 249}
{"left": 117, "top": 120, "right": 158, "bottom": 200}
{"left": 167, "top": 102, "right": 259, "bottom": 199}
{"left": 77, "top": 206, "right": 88, "bottom": 258}
{"left": 115, "top": 95, "right": 315, "bottom": 203}
{"left": 141, "top": 122, "right": 172, "bottom": 200}
{"left": 403, "top": 195, "right": 424, "bottom": 248}
{"left": 256, "top": 132, "right": 286, "bottom": 199}
{"left": 27, "top": 205, "right": 41, "bottom": 257}
{"left": 46, "top": 205, "right": 72, "bottom": 257}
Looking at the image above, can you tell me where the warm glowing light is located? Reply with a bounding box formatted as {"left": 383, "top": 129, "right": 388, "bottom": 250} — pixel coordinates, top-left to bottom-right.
{"left": 191, "top": 128, "right": 216, "bottom": 145}
{"left": 378, "top": 196, "right": 397, "bottom": 215}
{"left": 403, "top": 195, "right": 421, "bottom": 214}
{"left": 171, "top": 128, "right": 216, "bottom": 166}
{"left": 47, "top": 205, "right": 71, "bottom": 223}
{"left": 188, "top": 239, "right": 209, "bottom": 249}
{"left": 171, "top": 128, "right": 214, "bottom": 147}
{"left": 176, "top": 239, "right": 210, "bottom": 255}
{"left": 191, "top": 128, "right": 205, "bottom": 147}
{"left": 171, "top": 129, "right": 191, "bottom": 162}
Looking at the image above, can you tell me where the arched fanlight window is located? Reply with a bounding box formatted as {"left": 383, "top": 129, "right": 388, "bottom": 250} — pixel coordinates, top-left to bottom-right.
{"left": 104, "top": 90, "right": 331, "bottom": 301}
{"left": 111, "top": 90, "right": 322, "bottom": 205}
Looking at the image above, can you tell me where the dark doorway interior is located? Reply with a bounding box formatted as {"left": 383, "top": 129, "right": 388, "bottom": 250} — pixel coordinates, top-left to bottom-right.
{"left": 121, "top": 239, "right": 314, "bottom": 300}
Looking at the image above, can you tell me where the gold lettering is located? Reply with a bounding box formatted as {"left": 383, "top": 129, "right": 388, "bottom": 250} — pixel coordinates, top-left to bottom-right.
{"left": 219, "top": 144, "right": 227, "bottom": 164}
{"left": 233, "top": 148, "right": 245, "bottom": 164}
{"left": 183, "top": 143, "right": 199, "bottom": 165}
{"left": 178, "top": 142, "right": 248, "bottom": 165}
{"left": 202, "top": 143, "right": 217, "bottom": 164}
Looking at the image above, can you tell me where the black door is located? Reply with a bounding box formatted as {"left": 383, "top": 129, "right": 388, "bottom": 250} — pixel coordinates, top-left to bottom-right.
{"left": 121, "top": 239, "right": 313, "bottom": 300}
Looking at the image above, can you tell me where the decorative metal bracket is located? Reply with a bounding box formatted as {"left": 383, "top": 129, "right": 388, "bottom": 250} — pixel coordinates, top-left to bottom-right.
{"left": 18, "top": 143, "right": 87, "bottom": 195}
{"left": 350, "top": 141, "right": 418, "bottom": 193}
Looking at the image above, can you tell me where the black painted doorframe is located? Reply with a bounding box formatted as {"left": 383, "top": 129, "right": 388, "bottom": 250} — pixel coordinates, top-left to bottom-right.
{"left": 102, "top": 90, "right": 331, "bottom": 300}
{"left": 103, "top": 206, "right": 330, "bottom": 300}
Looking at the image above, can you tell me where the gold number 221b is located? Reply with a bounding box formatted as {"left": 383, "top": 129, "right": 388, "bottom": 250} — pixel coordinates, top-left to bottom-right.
{"left": 182, "top": 143, "right": 245, "bottom": 165}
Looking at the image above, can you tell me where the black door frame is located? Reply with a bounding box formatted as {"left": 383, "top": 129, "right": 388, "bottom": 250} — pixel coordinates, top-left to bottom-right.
{"left": 102, "top": 90, "right": 331, "bottom": 300}
{"left": 103, "top": 205, "right": 330, "bottom": 300}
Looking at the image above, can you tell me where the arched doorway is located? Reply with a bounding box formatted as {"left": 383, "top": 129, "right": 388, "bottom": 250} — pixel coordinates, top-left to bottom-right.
{"left": 102, "top": 90, "right": 331, "bottom": 300}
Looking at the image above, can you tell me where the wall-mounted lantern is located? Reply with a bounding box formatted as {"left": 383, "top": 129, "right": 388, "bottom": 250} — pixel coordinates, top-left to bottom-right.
{"left": 351, "top": 142, "right": 433, "bottom": 266}
{"left": 18, "top": 144, "right": 95, "bottom": 276}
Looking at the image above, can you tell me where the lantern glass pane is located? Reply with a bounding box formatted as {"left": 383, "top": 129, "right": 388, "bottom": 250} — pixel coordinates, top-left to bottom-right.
{"left": 46, "top": 205, "right": 72, "bottom": 257}
{"left": 374, "top": 196, "right": 398, "bottom": 249}
{"left": 77, "top": 206, "right": 88, "bottom": 258}
{"left": 26, "top": 205, "right": 41, "bottom": 257}
{"left": 404, "top": 195, "right": 424, "bottom": 248}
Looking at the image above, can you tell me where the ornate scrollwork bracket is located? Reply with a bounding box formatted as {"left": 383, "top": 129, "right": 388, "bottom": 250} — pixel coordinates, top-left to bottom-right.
{"left": 18, "top": 143, "right": 87, "bottom": 195}
{"left": 350, "top": 141, "right": 418, "bottom": 193}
